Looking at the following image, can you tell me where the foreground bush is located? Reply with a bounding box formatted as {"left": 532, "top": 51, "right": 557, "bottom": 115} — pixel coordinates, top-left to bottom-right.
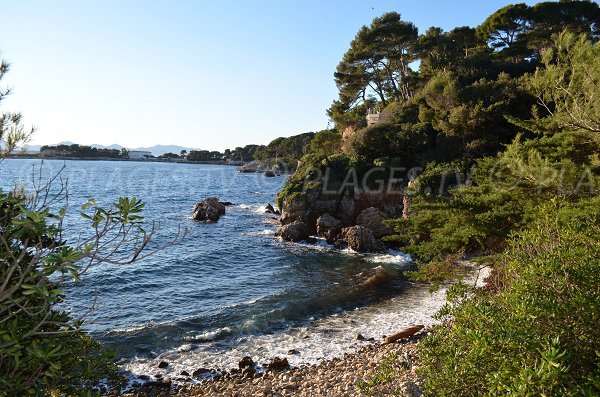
{"left": 0, "top": 190, "right": 159, "bottom": 395}
{"left": 419, "top": 201, "right": 600, "bottom": 396}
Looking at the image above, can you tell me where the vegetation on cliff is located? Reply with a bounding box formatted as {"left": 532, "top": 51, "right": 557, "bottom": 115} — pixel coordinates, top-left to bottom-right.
{"left": 277, "top": 1, "right": 600, "bottom": 394}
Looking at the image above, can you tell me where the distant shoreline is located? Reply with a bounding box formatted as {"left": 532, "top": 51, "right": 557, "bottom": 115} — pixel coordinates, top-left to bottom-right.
{"left": 5, "top": 155, "right": 243, "bottom": 166}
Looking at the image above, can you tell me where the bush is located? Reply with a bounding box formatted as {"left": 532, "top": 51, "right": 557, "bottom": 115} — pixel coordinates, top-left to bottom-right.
{"left": 419, "top": 201, "right": 600, "bottom": 396}
{"left": 0, "top": 189, "right": 160, "bottom": 395}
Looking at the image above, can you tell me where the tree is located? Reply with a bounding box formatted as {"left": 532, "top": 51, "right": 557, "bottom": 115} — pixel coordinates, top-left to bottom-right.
{"left": 476, "top": 3, "right": 530, "bottom": 53}
{"left": 0, "top": 59, "right": 34, "bottom": 156}
{"left": 309, "top": 129, "right": 341, "bottom": 158}
{"left": 528, "top": 31, "right": 600, "bottom": 134}
{"left": 333, "top": 12, "right": 418, "bottom": 111}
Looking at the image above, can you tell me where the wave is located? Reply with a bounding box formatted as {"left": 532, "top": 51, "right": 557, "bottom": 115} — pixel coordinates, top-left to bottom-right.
{"left": 183, "top": 327, "right": 233, "bottom": 342}
{"left": 242, "top": 229, "right": 275, "bottom": 236}
{"left": 119, "top": 282, "right": 447, "bottom": 386}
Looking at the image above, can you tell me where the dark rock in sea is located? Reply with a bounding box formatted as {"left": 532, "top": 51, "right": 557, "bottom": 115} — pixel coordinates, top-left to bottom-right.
{"left": 180, "top": 370, "right": 190, "bottom": 377}
{"left": 265, "top": 203, "right": 280, "bottom": 215}
{"left": 275, "top": 221, "right": 309, "bottom": 242}
{"left": 192, "top": 197, "right": 226, "bottom": 222}
{"left": 219, "top": 201, "right": 234, "bottom": 206}
{"left": 239, "top": 356, "right": 255, "bottom": 369}
{"left": 139, "top": 375, "right": 150, "bottom": 381}
{"left": 337, "top": 225, "right": 385, "bottom": 252}
{"left": 264, "top": 170, "right": 276, "bottom": 177}
{"left": 192, "top": 367, "right": 211, "bottom": 377}
{"left": 287, "top": 349, "right": 300, "bottom": 355}
{"left": 266, "top": 357, "right": 290, "bottom": 371}
{"left": 305, "top": 236, "right": 317, "bottom": 244}
{"left": 356, "top": 333, "right": 365, "bottom": 341}
{"left": 158, "top": 361, "right": 169, "bottom": 369}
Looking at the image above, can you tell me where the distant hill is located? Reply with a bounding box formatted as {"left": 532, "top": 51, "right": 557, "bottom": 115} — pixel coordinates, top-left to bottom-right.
{"left": 131, "top": 145, "right": 200, "bottom": 156}
{"left": 19, "top": 142, "right": 200, "bottom": 156}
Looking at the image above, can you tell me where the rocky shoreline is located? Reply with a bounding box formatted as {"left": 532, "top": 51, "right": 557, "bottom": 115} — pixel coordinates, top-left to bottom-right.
{"left": 110, "top": 330, "right": 428, "bottom": 397}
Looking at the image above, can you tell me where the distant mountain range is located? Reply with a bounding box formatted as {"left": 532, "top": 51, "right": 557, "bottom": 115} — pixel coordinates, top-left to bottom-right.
{"left": 21, "top": 142, "right": 201, "bottom": 156}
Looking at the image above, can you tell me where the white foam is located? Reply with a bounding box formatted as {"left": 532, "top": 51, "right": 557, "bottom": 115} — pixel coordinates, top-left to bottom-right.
{"left": 242, "top": 229, "right": 275, "bottom": 236}
{"left": 120, "top": 284, "right": 447, "bottom": 384}
{"left": 366, "top": 249, "right": 412, "bottom": 265}
{"left": 183, "top": 327, "right": 232, "bottom": 342}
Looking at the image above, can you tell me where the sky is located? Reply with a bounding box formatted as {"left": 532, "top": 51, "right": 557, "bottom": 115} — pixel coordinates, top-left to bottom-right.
{"left": 0, "top": 0, "right": 541, "bottom": 151}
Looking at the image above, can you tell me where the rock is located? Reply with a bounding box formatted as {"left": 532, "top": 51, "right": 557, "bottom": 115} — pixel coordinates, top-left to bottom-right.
{"left": 266, "top": 357, "right": 290, "bottom": 371}
{"left": 242, "top": 366, "right": 256, "bottom": 378}
{"left": 265, "top": 203, "right": 280, "bottom": 215}
{"left": 338, "top": 225, "right": 385, "bottom": 252}
{"left": 356, "top": 207, "right": 392, "bottom": 238}
{"left": 287, "top": 349, "right": 300, "bottom": 355}
{"left": 316, "top": 213, "right": 343, "bottom": 241}
{"left": 180, "top": 370, "right": 190, "bottom": 377}
{"left": 280, "top": 201, "right": 306, "bottom": 225}
{"left": 275, "top": 221, "right": 309, "bottom": 242}
{"left": 356, "top": 333, "right": 365, "bottom": 341}
{"left": 158, "top": 361, "right": 169, "bottom": 369}
{"left": 363, "top": 268, "right": 391, "bottom": 288}
{"left": 264, "top": 170, "right": 276, "bottom": 177}
{"left": 337, "top": 193, "right": 356, "bottom": 225}
{"left": 220, "top": 201, "right": 234, "bottom": 206}
{"left": 192, "top": 197, "right": 226, "bottom": 222}
{"left": 383, "top": 325, "right": 425, "bottom": 344}
{"left": 237, "top": 160, "right": 264, "bottom": 173}
{"left": 239, "top": 356, "right": 255, "bottom": 369}
{"left": 192, "top": 367, "right": 211, "bottom": 377}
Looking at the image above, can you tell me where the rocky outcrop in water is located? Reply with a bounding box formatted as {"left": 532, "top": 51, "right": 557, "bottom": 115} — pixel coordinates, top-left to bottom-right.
{"left": 316, "top": 213, "right": 343, "bottom": 242}
{"left": 237, "top": 160, "right": 290, "bottom": 175}
{"left": 278, "top": 187, "right": 404, "bottom": 252}
{"left": 337, "top": 225, "right": 385, "bottom": 252}
{"left": 192, "top": 197, "right": 226, "bottom": 222}
{"left": 275, "top": 221, "right": 309, "bottom": 242}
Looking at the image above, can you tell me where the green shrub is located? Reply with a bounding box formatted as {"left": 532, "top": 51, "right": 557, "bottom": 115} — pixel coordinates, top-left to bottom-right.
{"left": 419, "top": 201, "right": 600, "bottom": 396}
{"left": 0, "top": 191, "right": 157, "bottom": 395}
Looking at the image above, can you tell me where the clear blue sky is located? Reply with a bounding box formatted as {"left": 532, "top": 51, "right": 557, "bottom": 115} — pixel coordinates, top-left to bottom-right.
{"left": 1, "top": 0, "right": 540, "bottom": 151}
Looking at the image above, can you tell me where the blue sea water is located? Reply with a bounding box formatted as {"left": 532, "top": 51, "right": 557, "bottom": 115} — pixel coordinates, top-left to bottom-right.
{"left": 1, "top": 159, "right": 445, "bottom": 382}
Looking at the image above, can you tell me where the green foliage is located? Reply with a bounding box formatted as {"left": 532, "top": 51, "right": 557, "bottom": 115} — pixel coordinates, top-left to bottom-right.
{"left": 40, "top": 144, "right": 123, "bottom": 159}
{"left": 386, "top": 135, "right": 598, "bottom": 265}
{"left": 0, "top": 59, "right": 34, "bottom": 156}
{"left": 0, "top": 192, "right": 154, "bottom": 394}
{"left": 187, "top": 149, "right": 223, "bottom": 161}
{"left": 526, "top": 31, "right": 600, "bottom": 135}
{"left": 331, "top": 11, "right": 418, "bottom": 114}
{"left": 419, "top": 202, "right": 600, "bottom": 396}
{"left": 309, "top": 129, "right": 341, "bottom": 158}
{"left": 253, "top": 132, "right": 315, "bottom": 165}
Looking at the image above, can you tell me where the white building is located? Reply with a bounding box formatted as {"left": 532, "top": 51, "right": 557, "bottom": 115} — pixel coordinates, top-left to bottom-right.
{"left": 366, "top": 108, "right": 381, "bottom": 127}
{"left": 128, "top": 150, "right": 152, "bottom": 160}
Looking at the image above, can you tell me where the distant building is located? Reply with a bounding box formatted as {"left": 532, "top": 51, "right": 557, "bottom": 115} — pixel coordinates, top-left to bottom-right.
{"left": 366, "top": 108, "right": 381, "bottom": 127}
{"left": 128, "top": 150, "right": 152, "bottom": 160}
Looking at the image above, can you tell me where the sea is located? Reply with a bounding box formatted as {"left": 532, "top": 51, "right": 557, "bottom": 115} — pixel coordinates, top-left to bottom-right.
{"left": 0, "top": 159, "right": 446, "bottom": 385}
